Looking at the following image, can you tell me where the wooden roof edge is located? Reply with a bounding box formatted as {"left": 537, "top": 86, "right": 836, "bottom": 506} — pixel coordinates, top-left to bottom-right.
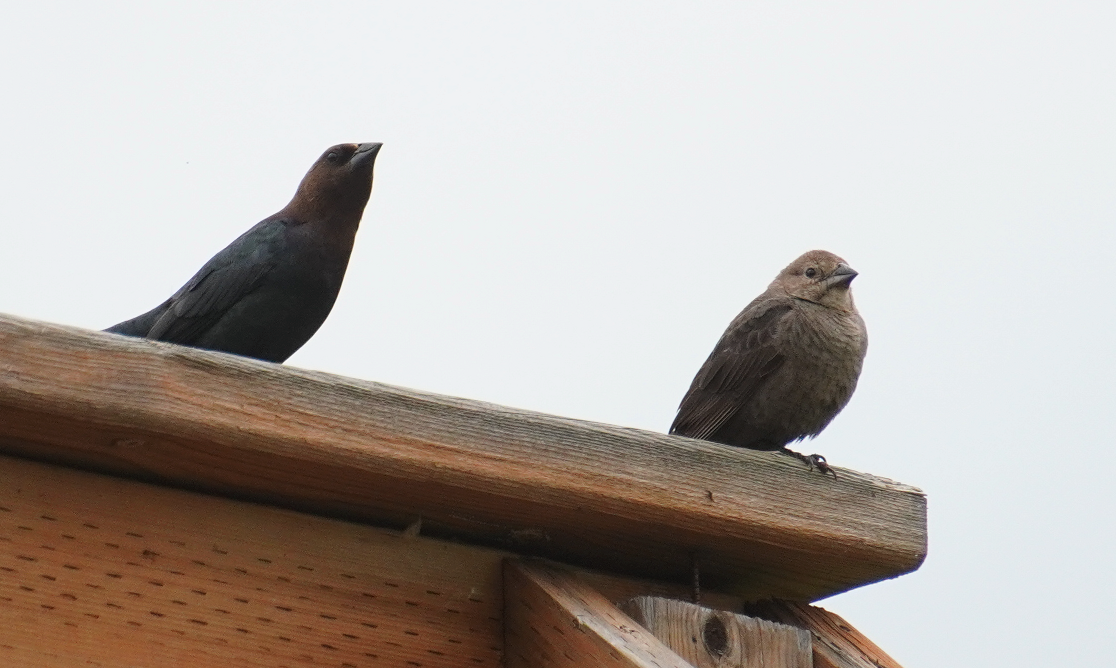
{"left": 0, "top": 312, "right": 927, "bottom": 601}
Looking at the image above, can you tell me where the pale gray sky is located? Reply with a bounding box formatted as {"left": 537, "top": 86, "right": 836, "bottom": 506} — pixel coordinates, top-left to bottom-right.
{"left": 2, "top": 3, "right": 1114, "bottom": 665}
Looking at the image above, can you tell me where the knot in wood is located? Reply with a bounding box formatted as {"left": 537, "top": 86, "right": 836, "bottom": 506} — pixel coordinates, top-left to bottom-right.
{"left": 701, "top": 613, "right": 728, "bottom": 657}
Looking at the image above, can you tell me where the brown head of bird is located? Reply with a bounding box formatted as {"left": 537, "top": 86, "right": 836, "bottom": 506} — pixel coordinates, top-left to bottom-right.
{"left": 772, "top": 250, "right": 859, "bottom": 313}
{"left": 284, "top": 142, "right": 383, "bottom": 223}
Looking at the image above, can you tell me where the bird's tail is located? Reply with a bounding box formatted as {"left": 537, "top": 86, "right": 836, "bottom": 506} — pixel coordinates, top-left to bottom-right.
{"left": 104, "top": 301, "right": 171, "bottom": 338}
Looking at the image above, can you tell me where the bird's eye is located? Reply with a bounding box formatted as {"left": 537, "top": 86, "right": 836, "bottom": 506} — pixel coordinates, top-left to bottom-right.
{"left": 326, "top": 151, "right": 339, "bottom": 163}
{"left": 805, "top": 268, "right": 817, "bottom": 278}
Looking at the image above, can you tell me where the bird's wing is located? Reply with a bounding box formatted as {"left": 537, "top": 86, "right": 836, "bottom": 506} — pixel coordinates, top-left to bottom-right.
{"left": 670, "top": 300, "right": 793, "bottom": 440}
{"left": 146, "top": 219, "right": 288, "bottom": 344}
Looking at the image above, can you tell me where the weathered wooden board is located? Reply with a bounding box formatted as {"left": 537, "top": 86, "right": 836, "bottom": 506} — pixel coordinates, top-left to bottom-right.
{"left": 0, "top": 313, "right": 927, "bottom": 600}
{"left": 745, "top": 599, "right": 905, "bottom": 668}
{"left": 504, "top": 561, "right": 692, "bottom": 668}
{"left": 620, "top": 596, "right": 811, "bottom": 668}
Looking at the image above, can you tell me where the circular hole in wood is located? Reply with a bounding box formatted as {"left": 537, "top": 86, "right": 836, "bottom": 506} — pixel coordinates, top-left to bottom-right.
{"left": 702, "top": 614, "right": 728, "bottom": 657}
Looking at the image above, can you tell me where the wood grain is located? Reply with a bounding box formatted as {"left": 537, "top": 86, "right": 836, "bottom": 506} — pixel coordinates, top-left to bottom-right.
{"left": 504, "top": 560, "right": 692, "bottom": 668}
{"left": 620, "top": 596, "right": 811, "bottom": 668}
{"left": 0, "top": 454, "right": 506, "bottom": 667}
{"left": 745, "top": 599, "right": 905, "bottom": 668}
{"left": 0, "top": 454, "right": 751, "bottom": 667}
{"left": 0, "top": 313, "right": 927, "bottom": 600}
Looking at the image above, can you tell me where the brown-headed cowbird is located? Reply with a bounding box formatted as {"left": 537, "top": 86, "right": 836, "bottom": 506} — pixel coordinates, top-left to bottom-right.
{"left": 670, "top": 250, "right": 867, "bottom": 475}
{"left": 106, "top": 142, "right": 382, "bottom": 363}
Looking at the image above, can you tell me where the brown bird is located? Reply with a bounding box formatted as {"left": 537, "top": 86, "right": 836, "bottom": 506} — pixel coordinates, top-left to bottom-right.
{"left": 106, "top": 142, "right": 382, "bottom": 363}
{"left": 670, "top": 250, "right": 867, "bottom": 475}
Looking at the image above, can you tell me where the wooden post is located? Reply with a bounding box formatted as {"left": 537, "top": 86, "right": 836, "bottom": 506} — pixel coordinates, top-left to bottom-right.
{"left": 744, "top": 600, "right": 905, "bottom": 668}
{"left": 503, "top": 560, "right": 693, "bottom": 668}
{"left": 620, "top": 596, "right": 811, "bottom": 668}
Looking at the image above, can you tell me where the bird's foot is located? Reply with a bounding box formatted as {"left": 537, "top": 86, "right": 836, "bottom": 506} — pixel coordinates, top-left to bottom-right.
{"left": 782, "top": 448, "right": 837, "bottom": 479}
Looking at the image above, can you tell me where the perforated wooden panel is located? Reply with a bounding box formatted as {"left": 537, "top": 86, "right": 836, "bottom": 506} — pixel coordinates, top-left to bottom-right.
{"left": 0, "top": 455, "right": 504, "bottom": 667}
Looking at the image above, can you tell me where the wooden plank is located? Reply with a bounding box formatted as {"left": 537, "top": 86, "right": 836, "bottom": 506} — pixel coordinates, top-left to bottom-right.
{"left": 503, "top": 560, "right": 692, "bottom": 668}
{"left": 0, "top": 454, "right": 505, "bottom": 667}
{"left": 619, "top": 596, "right": 811, "bottom": 668}
{"left": 0, "top": 312, "right": 927, "bottom": 600}
{"left": 0, "top": 453, "right": 745, "bottom": 667}
{"left": 744, "top": 600, "right": 905, "bottom": 668}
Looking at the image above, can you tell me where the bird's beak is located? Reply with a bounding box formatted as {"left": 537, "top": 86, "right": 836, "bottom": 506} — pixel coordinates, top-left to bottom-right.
{"left": 350, "top": 142, "right": 383, "bottom": 170}
{"left": 827, "top": 263, "right": 858, "bottom": 287}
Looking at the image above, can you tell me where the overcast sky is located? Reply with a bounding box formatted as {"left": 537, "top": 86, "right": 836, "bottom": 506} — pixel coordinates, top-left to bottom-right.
{"left": 2, "top": 3, "right": 1114, "bottom": 665}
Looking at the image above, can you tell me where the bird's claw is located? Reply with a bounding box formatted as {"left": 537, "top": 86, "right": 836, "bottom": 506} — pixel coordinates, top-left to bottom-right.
{"left": 783, "top": 448, "right": 838, "bottom": 479}
{"left": 806, "top": 453, "right": 838, "bottom": 479}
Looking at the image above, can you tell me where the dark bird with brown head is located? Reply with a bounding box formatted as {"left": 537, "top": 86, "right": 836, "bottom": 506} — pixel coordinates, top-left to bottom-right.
{"left": 670, "top": 250, "right": 868, "bottom": 475}
{"left": 106, "top": 142, "right": 382, "bottom": 363}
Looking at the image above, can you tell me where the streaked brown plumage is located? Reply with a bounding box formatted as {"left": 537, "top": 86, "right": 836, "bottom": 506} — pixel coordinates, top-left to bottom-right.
{"left": 670, "top": 250, "right": 868, "bottom": 475}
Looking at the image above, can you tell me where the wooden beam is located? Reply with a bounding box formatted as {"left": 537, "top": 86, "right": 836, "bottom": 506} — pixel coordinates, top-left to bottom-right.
{"left": 744, "top": 600, "right": 905, "bottom": 668}
{"left": 0, "top": 313, "right": 926, "bottom": 600}
{"left": 619, "top": 596, "right": 811, "bottom": 668}
{"left": 504, "top": 560, "right": 692, "bottom": 668}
